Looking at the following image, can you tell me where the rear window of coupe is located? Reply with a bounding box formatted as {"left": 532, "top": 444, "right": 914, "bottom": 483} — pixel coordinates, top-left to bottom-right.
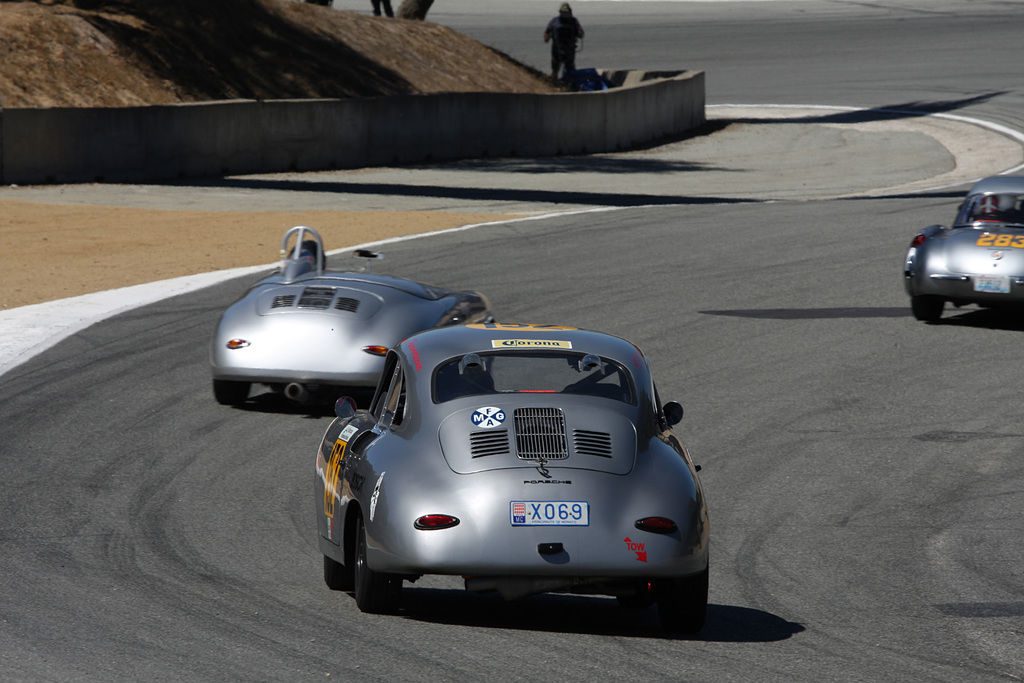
{"left": 433, "top": 351, "right": 636, "bottom": 404}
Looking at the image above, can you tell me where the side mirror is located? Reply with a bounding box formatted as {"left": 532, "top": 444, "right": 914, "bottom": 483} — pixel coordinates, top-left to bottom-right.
{"left": 335, "top": 396, "right": 358, "bottom": 420}
{"left": 663, "top": 401, "right": 683, "bottom": 426}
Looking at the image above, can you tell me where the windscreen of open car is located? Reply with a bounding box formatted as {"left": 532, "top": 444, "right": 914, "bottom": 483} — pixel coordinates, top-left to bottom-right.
{"left": 434, "top": 351, "right": 636, "bottom": 404}
{"left": 956, "top": 193, "right": 1024, "bottom": 227}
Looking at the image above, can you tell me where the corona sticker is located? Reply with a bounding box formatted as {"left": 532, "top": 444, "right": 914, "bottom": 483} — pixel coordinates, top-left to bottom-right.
{"left": 491, "top": 339, "right": 573, "bottom": 349}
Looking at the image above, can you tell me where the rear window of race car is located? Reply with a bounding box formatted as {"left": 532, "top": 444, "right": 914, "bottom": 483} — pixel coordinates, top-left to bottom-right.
{"left": 433, "top": 351, "right": 636, "bottom": 404}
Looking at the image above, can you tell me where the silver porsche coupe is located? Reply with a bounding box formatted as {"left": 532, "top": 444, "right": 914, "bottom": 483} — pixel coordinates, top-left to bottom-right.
{"left": 210, "top": 226, "right": 493, "bottom": 405}
{"left": 904, "top": 176, "right": 1024, "bottom": 321}
{"left": 314, "top": 323, "right": 710, "bottom": 633}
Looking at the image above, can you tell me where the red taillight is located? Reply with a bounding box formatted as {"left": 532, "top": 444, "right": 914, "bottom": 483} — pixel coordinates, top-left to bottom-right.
{"left": 226, "top": 338, "right": 250, "bottom": 349}
{"left": 634, "top": 517, "right": 678, "bottom": 534}
{"left": 910, "top": 234, "right": 927, "bottom": 248}
{"left": 414, "top": 514, "right": 460, "bottom": 530}
{"left": 362, "top": 345, "right": 389, "bottom": 356}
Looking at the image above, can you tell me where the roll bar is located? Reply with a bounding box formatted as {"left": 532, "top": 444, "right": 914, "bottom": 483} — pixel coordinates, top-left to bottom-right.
{"left": 279, "top": 225, "right": 325, "bottom": 281}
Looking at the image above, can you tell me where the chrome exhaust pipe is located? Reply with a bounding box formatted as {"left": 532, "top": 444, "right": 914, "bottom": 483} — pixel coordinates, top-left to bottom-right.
{"left": 284, "top": 382, "right": 310, "bottom": 404}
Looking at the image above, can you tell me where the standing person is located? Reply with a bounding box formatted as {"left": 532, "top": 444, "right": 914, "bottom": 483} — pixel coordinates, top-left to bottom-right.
{"left": 372, "top": 0, "right": 394, "bottom": 17}
{"left": 543, "top": 3, "right": 584, "bottom": 79}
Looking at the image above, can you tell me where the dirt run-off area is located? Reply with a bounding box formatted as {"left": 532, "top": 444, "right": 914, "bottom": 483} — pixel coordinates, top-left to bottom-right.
{"left": 0, "top": 0, "right": 562, "bottom": 309}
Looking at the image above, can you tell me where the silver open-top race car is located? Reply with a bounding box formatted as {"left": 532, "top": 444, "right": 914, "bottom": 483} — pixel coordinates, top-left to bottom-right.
{"left": 314, "top": 323, "right": 710, "bottom": 633}
{"left": 904, "top": 176, "right": 1024, "bottom": 321}
{"left": 210, "top": 226, "right": 493, "bottom": 405}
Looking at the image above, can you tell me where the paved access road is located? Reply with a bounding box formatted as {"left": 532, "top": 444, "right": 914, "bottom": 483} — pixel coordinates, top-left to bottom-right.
{"left": 2, "top": 1, "right": 1024, "bottom": 681}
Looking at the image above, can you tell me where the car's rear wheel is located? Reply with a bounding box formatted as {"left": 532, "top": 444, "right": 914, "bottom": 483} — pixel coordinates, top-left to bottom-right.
{"left": 213, "top": 379, "right": 250, "bottom": 405}
{"left": 911, "top": 295, "right": 945, "bottom": 322}
{"left": 354, "top": 516, "right": 401, "bottom": 613}
{"left": 323, "top": 554, "right": 353, "bottom": 591}
{"left": 655, "top": 566, "right": 708, "bottom": 634}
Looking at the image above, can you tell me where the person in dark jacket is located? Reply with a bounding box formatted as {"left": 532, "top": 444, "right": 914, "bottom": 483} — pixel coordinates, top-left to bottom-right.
{"left": 543, "top": 3, "right": 584, "bottom": 79}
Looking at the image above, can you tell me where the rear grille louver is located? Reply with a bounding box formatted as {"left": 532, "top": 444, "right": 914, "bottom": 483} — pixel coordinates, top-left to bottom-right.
{"left": 514, "top": 407, "right": 568, "bottom": 460}
{"left": 297, "top": 286, "right": 336, "bottom": 309}
{"left": 271, "top": 294, "right": 296, "bottom": 309}
{"left": 334, "top": 297, "right": 360, "bottom": 312}
{"left": 573, "top": 429, "right": 613, "bottom": 458}
{"left": 470, "top": 430, "right": 511, "bottom": 457}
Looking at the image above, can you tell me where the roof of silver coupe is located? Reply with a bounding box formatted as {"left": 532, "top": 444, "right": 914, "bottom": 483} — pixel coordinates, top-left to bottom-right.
{"left": 397, "top": 323, "right": 646, "bottom": 371}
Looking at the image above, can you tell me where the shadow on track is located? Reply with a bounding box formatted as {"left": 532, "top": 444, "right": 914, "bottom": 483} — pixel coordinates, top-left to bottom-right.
{"left": 728, "top": 93, "right": 1007, "bottom": 126}
{"left": 223, "top": 387, "right": 375, "bottom": 418}
{"left": 701, "top": 307, "right": 910, "bottom": 320}
{"left": 925, "top": 307, "right": 1024, "bottom": 331}
{"left": 163, "top": 174, "right": 757, "bottom": 209}
{"left": 389, "top": 588, "right": 805, "bottom": 643}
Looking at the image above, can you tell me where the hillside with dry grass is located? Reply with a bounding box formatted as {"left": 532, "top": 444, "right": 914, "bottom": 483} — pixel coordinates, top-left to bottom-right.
{"left": 0, "top": 0, "right": 560, "bottom": 108}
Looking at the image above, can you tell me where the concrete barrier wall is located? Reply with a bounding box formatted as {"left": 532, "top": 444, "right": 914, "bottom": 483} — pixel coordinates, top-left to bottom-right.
{"left": 0, "top": 69, "right": 703, "bottom": 185}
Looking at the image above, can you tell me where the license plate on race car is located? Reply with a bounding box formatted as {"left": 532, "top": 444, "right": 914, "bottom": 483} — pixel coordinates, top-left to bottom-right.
{"left": 974, "top": 274, "right": 1011, "bottom": 294}
{"left": 510, "top": 501, "right": 589, "bottom": 526}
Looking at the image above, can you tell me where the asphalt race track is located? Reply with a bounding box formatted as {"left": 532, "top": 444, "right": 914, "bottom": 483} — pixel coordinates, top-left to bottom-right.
{"left": 2, "top": 1, "right": 1024, "bottom": 681}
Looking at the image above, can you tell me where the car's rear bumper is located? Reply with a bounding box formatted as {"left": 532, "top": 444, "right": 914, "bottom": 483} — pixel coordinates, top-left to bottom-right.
{"left": 372, "top": 525, "right": 709, "bottom": 579}
{"left": 905, "top": 272, "right": 1024, "bottom": 305}
{"left": 211, "top": 364, "right": 381, "bottom": 386}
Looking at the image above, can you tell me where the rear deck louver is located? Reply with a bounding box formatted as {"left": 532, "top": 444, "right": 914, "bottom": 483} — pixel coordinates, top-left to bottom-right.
{"left": 271, "top": 294, "right": 297, "bottom": 309}
{"left": 573, "top": 430, "right": 613, "bottom": 458}
{"left": 514, "top": 407, "right": 568, "bottom": 460}
{"left": 470, "top": 430, "right": 511, "bottom": 457}
{"left": 334, "top": 297, "right": 360, "bottom": 312}
{"left": 297, "top": 287, "right": 336, "bottom": 309}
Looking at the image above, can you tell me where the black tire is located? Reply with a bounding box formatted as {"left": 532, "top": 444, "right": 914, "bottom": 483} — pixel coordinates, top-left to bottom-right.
{"left": 354, "top": 516, "right": 401, "bottom": 613}
{"left": 323, "top": 554, "right": 354, "bottom": 592}
{"left": 213, "top": 379, "right": 250, "bottom": 406}
{"left": 655, "top": 566, "right": 709, "bottom": 634}
{"left": 911, "top": 295, "right": 945, "bottom": 322}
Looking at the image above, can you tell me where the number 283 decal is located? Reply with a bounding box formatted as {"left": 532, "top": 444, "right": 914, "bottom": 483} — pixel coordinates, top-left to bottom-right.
{"left": 976, "top": 233, "right": 1024, "bottom": 248}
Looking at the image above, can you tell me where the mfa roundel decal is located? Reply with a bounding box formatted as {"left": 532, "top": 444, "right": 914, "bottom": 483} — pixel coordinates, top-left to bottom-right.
{"left": 471, "top": 406, "right": 506, "bottom": 429}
